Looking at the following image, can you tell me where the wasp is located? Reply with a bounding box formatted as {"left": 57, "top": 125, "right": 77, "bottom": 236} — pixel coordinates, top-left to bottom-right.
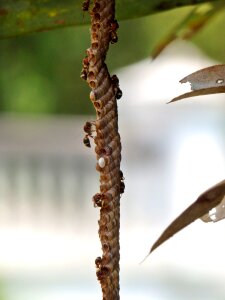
{"left": 110, "top": 32, "right": 118, "bottom": 44}
{"left": 80, "top": 56, "right": 89, "bottom": 81}
{"left": 83, "top": 121, "right": 95, "bottom": 148}
{"left": 111, "top": 19, "right": 119, "bottom": 31}
{"left": 119, "top": 170, "right": 125, "bottom": 181}
{"left": 111, "top": 74, "right": 119, "bottom": 85}
{"left": 116, "top": 87, "right": 122, "bottom": 99}
{"left": 120, "top": 181, "right": 125, "bottom": 194}
{"left": 95, "top": 256, "right": 102, "bottom": 268}
{"left": 80, "top": 69, "right": 87, "bottom": 81}
{"left": 83, "top": 121, "right": 95, "bottom": 135}
{"left": 83, "top": 135, "right": 91, "bottom": 148}
{"left": 82, "top": 0, "right": 90, "bottom": 11}
{"left": 119, "top": 170, "right": 125, "bottom": 194}
{"left": 111, "top": 74, "right": 122, "bottom": 100}
{"left": 109, "top": 20, "right": 119, "bottom": 44}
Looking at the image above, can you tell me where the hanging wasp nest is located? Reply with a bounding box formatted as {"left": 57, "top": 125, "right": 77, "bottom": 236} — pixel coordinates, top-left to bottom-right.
{"left": 81, "top": 0, "right": 124, "bottom": 299}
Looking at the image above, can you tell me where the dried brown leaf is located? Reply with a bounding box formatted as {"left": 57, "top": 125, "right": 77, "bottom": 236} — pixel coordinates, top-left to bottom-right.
{"left": 169, "top": 64, "right": 225, "bottom": 103}
{"left": 145, "top": 180, "right": 225, "bottom": 258}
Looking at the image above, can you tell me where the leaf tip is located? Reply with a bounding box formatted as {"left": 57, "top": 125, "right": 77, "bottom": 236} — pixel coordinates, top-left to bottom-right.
{"left": 166, "top": 100, "right": 173, "bottom": 104}
{"left": 179, "top": 76, "right": 188, "bottom": 84}
{"left": 139, "top": 252, "right": 151, "bottom": 265}
{"left": 167, "top": 97, "right": 179, "bottom": 104}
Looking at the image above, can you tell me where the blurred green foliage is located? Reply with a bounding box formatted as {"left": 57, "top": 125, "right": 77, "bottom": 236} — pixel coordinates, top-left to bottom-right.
{"left": 192, "top": 5, "right": 225, "bottom": 62}
{"left": 0, "top": 4, "right": 224, "bottom": 115}
{"left": 0, "top": 0, "right": 214, "bottom": 39}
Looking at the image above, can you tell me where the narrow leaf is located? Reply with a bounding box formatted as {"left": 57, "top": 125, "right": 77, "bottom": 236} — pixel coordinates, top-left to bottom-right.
{"left": 152, "top": 2, "right": 224, "bottom": 59}
{"left": 147, "top": 180, "right": 225, "bottom": 256}
{"left": 169, "top": 64, "right": 225, "bottom": 103}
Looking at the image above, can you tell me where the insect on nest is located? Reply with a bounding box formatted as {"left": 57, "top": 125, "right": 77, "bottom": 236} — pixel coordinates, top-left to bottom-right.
{"left": 111, "top": 74, "right": 122, "bottom": 99}
{"left": 83, "top": 121, "right": 96, "bottom": 148}
{"left": 82, "top": 0, "right": 91, "bottom": 12}
{"left": 109, "top": 20, "right": 119, "bottom": 44}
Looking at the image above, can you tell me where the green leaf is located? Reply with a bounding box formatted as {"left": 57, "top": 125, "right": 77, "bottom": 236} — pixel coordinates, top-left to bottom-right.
{"left": 151, "top": 2, "right": 225, "bottom": 59}
{"left": 0, "top": 0, "right": 219, "bottom": 39}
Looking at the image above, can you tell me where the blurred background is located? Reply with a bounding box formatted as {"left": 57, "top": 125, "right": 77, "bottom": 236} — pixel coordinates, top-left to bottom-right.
{"left": 0, "top": 3, "right": 225, "bottom": 300}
